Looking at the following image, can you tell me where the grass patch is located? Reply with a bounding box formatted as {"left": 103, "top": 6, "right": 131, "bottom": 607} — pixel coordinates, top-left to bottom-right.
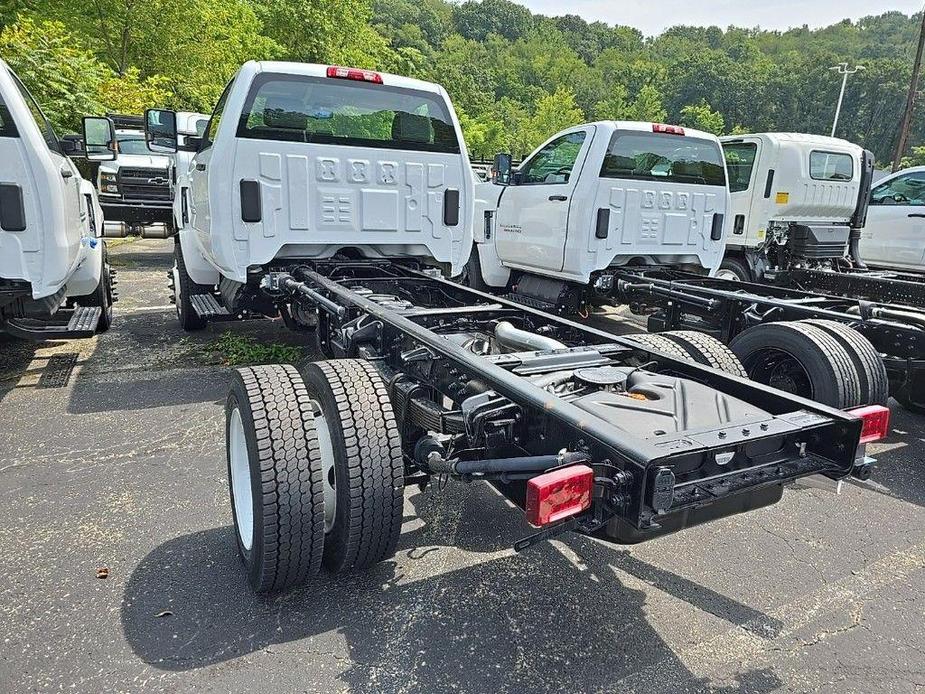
{"left": 207, "top": 332, "right": 304, "bottom": 366}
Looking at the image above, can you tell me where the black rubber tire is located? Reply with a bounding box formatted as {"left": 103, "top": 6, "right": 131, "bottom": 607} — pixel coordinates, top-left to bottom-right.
{"left": 893, "top": 386, "right": 925, "bottom": 414}
{"left": 298, "top": 359, "right": 404, "bottom": 574}
{"left": 174, "top": 241, "right": 208, "bottom": 331}
{"left": 800, "top": 320, "right": 890, "bottom": 407}
{"left": 226, "top": 365, "right": 325, "bottom": 593}
{"left": 458, "top": 249, "right": 488, "bottom": 292}
{"left": 729, "top": 322, "right": 862, "bottom": 408}
{"left": 625, "top": 332, "right": 695, "bottom": 361}
{"left": 660, "top": 330, "right": 749, "bottom": 378}
{"left": 717, "top": 256, "right": 752, "bottom": 282}
{"left": 77, "top": 245, "right": 113, "bottom": 333}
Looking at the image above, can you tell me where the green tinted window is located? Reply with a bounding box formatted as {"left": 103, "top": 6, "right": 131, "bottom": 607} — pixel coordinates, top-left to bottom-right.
{"left": 601, "top": 132, "right": 726, "bottom": 187}
{"left": 723, "top": 142, "right": 757, "bottom": 192}
{"left": 520, "top": 131, "right": 586, "bottom": 184}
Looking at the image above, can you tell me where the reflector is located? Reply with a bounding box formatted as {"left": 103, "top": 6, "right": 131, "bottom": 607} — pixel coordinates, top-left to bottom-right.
{"left": 848, "top": 405, "right": 891, "bottom": 444}
{"left": 525, "top": 465, "right": 594, "bottom": 527}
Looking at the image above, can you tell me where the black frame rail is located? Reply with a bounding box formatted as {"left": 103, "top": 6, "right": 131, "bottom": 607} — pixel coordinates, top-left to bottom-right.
{"left": 262, "top": 261, "right": 863, "bottom": 544}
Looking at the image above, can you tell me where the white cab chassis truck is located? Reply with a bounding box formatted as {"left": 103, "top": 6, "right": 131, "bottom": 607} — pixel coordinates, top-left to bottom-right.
{"left": 145, "top": 63, "right": 885, "bottom": 594}
{"left": 469, "top": 125, "right": 914, "bottom": 413}
{"left": 471, "top": 122, "right": 729, "bottom": 313}
{"left": 97, "top": 114, "right": 174, "bottom": 237}
{"left": 718, "top": 133, "right": 871, "bottom": 284}
{"left": 0, "top": 59, "right": 115, "bottom": 339}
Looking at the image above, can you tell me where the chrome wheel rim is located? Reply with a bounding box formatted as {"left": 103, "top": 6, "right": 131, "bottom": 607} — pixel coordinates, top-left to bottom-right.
{"left": 228, "top": 407, "right": 254, "bottom": 551}
{"left": 715, "top": 268, "right": 742, "bottom": 282}
{"left": 312, "top": 400, "right": 337, "bottom": 533}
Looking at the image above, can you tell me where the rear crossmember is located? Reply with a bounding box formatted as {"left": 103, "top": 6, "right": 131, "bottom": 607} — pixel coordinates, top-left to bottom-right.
{"left": 256, "top": 261, "right": 865, "bottom": 546}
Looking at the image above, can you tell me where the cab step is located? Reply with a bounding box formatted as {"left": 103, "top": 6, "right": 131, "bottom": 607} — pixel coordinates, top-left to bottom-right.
{"left": 190, "top": 293, "right": 232, "bottom": 320}
{"left": 3, "top": 305, "right": 101, "bottom": 340}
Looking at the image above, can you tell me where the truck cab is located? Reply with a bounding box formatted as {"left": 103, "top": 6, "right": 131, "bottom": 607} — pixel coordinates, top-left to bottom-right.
{"left": 97, "top": 114, "right": 174, "bottom": 236}
{"left": 0, "top": 59, "right": 114, "bottom": 339}
{"left": 472, "top": 122, "right": 729, "bottom": 310}
{"left": 145, "top": 61, "right": 474, "bottom": 330}
{"left": 719, "top": 133, "right": 871, "bottom": 282}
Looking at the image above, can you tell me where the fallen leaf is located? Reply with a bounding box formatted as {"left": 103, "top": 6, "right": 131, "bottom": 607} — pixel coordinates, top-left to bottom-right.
{"left": 96, "top": 567, "right": 109, "bottom": 579}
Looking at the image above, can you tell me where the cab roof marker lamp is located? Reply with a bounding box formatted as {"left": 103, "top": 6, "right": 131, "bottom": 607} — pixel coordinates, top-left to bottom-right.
{"left": 848, "top": 404, "right": 891, "bottom": 444}
{"left": 652, "top": 123, "right": 685, "bottom": 136}
{"left": 326, "top": 66, "right": 383, "bottom": 84}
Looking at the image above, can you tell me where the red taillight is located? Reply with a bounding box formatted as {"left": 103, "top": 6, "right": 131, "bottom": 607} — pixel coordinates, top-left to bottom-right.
{"left": 326, "top": 65, "right": 383, "bottom": 84}
{"left": 525, "top": 465, "right": 594, "bottom": 527}
{"left": 849, "top": 404, "right": 891, "bottom": 444}
{"left": 652, "top": 123, "right": 685, "bottom": 135}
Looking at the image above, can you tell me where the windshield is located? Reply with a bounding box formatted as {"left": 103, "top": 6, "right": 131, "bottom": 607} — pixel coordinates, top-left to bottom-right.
{"left": 600, "top": 131, "right": 726, "bottom": 187}
{"left": 236, "top": 73, "right": 460, "bottom": 154}
{"left": 117, "top": 134, "right": 150, "bottom": 155}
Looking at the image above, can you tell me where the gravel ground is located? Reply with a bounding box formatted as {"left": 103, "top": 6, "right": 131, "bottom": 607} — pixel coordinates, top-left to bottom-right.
{"left": 0, "top": 238, "right": 923, "bottom": 693}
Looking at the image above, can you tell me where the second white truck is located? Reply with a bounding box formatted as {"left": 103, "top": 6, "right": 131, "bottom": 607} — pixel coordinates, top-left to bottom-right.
{"left": 471, "top": 121, "right": 729, "bottom": 311}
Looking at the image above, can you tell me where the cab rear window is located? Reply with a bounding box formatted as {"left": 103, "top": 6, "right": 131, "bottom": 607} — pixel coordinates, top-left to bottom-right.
{"left": 810, "top": 151, "right": 853, "bottom": 181}
{"left": 0, "top": 94, "right": 18, "bottom": 137}
{"left": 600, "top": 132, "right": 726, "bottom": 187}
{"left": 236, "top": 73, "right": 460, "bottom": 154}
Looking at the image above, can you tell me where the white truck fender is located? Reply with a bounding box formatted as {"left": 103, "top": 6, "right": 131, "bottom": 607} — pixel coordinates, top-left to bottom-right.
{"left": 178, "top": 226, "right": 220, "bottom": 286}
{"left": 64, "top": 239, "right": 103, "bottom": 297}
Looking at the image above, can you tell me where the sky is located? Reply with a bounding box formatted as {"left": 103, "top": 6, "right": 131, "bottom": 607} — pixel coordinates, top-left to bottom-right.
{"left": 517, "top": 1, "right": 923, "bottom": 37}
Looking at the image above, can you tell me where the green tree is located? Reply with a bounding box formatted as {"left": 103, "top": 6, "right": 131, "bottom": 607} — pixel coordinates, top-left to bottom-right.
{"left": 522, "top": 87, "right": 584, "bottom": 153}
{"left": 680, "top": 98, "right": 725, "bottom": 134}
{"left": 0, "top": 15, "right": 168, "bottom": 129}
{"left": 625, "top": 85, "right": 668, "bottom": 122}
{"left": 452, "top": 0, "right": 533, "bottom": 41}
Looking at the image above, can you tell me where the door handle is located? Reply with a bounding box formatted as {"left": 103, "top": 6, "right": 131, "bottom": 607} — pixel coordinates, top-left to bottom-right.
{"left": 733, "top": 214, "right": 745, "bottom": 235}
{"left": 908, "top": 213, "right": 925, "bottom": 218}
{"left": 60, "top": 165, "right": 73, "bottom": 179}
{"left": 548, "top": 194, "right": 568, "bottom": 201}
{"left": 196, "top": 163, "right": 207, "bottom": 171}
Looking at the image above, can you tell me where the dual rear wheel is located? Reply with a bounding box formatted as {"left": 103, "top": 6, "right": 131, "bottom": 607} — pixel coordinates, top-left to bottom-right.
{"left": 225, "top": 360, "right": 404, "bottom": 593}
{"left": 632, "top": 322, "right": 887, "bottom": 410}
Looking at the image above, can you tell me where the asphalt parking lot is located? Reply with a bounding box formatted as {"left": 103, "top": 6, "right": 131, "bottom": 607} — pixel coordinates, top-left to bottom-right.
{"left": 1, "top": 238, "right": 923, "bottom": 693}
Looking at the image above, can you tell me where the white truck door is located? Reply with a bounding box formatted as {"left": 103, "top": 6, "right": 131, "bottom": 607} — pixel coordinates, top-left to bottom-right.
{"left": 0, "top": 88, "right": 39, "bottom": 280}
{"left": 862, "top": 171, "right": 925, "bottom": 270}
{"left": 4, "top": 72, "right": 83, "bottom": 294}
{"left": 722, "top": 138, "right": 763, "bottom": 244}
{"left": 494, "top": 129, "right": 592, "bottom": 273}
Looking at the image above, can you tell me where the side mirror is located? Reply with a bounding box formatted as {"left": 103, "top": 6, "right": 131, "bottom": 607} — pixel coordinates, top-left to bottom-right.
{"left": 180, "top": 135, "right": 202, "bottom": 152}
{"left": 59, "top": 136, "right": 83, "bottom": 156}
{"left": 145, "top": 108, "right": 178, "bottom": 153}
{"left": 493, "top": 152, "right": 513, "bottom": 184}
{"left": 82, "top": 116, "right": 116, "bottom": 161}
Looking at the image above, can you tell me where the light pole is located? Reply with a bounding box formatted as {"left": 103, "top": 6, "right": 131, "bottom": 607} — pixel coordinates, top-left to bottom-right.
{"left": 830, "top": 63, "right": 864, "bottom": 137}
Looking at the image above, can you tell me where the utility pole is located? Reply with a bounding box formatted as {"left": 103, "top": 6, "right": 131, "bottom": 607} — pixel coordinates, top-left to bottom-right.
{"left": 830, "top": 63, "right": 864, "bottom": 137}
{"left": 893, "top": 9, "right": 925, "bottom": 172}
